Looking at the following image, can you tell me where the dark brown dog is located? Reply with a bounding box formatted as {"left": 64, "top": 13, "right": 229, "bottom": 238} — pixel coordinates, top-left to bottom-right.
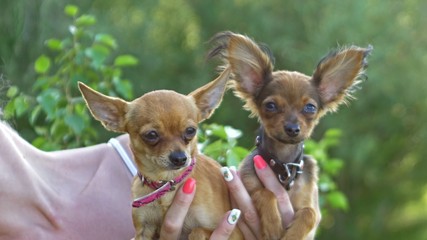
{"left": 209, "top": 31, "right": 371, "bottom": 240}
{"left": 78, "top": 68, "right": 242, "bottom": 239}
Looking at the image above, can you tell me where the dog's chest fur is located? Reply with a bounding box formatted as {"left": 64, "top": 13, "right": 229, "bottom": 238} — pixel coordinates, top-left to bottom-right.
{"left": 287, "top": 156, "right": 318, "bottom": 209}
{"left": 131, "top": 179, "right": 176, "bottom": 229}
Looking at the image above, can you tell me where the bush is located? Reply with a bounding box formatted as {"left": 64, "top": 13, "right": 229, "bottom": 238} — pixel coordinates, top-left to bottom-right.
{"left": 4, "top": 5, "right": 137, "bottom": 150}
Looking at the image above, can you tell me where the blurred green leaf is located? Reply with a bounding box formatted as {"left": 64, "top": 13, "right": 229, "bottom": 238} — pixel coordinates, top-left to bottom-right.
{"left": 85, "top": 45, "right": 110, "bottom": 67}
{"left": 36, "top": 90, "right": 60, "bottom": 118}
{"left": 95, "top": 34, "right": 117, "bottom": 49}
{"left": 45, "top": 39, "right": 62, "bottom": 51}
{"left": 32, "top": 136, "right": 61, "bottom": 151}
{"left": 326, "top": 191, "right": 349, "bottom": 211}
{"left": 33, "top": 77, "right": 50, "bottom": 91}
{"left": 322, "top": 158, "right": 344, "bottom": 175}
{"left": 64, "top": 5, "right": 79, "bottom": 17}
{"left": 34, "top": 126, "right": 48, "bottom": 136}
{"left": 205, "top": 124, "right": 227, "bottom": 139}
{"left": 60, "top": 38, "right": 72, "bottom": 49}
{"left": 50, "top": 119, "right": 68, "bottom": 138}
{"left": 226, "top": 148, "right": 242, "bottom": 167}
{"left": 318, "top": 174, "right": 337, "bottom": 192}
{"left": 14, "top": 95, "right": 30, "bottom": 117}
{"left": 233, "top": 146, "right": 251, "bottom": 158}
{"left": 34, "top": 55, "right": 51, "bottom": 74}
{"left": 3, "top": 100, "right": 16, "bottom": 119}
{"left": 203, "top": 140, "right": 225, "bottom": 161}
{"left": 114, "top": 55, "right": 139, "bottom": 67}
{"left": 75, "top": 15, "right": 96, "bottom": 27}
{"left": 64, "top": 114, "right": 85, "bottom": 134}
{"left": 324, "top": 128, "right": 342, "bottom": 139}
{"left": 113, "top": 78, "right": 133, "bottom": 99}
{"left": 6, "top": 86, "right": 18, "bottom": 98}
{"left": 227, "top": 146, "right": 249, "bottom": 166}
{"left": 32, "top": 136, "right": 47, "bottom": 148}
{"left": 30, "top": 105, "right": 42, "bottom": 124}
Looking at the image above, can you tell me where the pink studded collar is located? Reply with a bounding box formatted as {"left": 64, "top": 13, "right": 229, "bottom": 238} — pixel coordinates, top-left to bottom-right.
{"left": 132, "top": 158, "right": 196, "bottom": 208}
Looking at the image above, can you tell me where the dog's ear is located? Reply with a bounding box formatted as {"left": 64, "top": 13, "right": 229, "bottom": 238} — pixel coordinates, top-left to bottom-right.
{"left": 189, "top": 68, "right": 230, "bottom": 121}
{"left": 78, "top": 82, "right": 128, "bottom": 132}
{"left": 209, "top": 32, "right": 274, "bottom": 98}
{"left": 312, "top": 45, "right": 372, "bottom": 111}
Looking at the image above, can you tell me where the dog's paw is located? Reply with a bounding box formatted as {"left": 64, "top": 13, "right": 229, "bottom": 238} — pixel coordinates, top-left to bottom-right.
{"left": 280, "top": 207, "right": 317, "bottom": 240}
{"left": 262, "top": 223, "right": 284, "bottom": 240}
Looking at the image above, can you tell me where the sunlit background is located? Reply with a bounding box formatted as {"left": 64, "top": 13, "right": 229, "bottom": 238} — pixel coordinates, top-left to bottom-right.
{"left": 1, "top": 0, "right": 426, "bottom": 239}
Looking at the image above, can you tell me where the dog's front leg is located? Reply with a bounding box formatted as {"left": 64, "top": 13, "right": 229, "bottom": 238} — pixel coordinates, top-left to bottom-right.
{"left": 281, "top": 207, "right": 317, "bottom": 240}
{"left": 252, "top": 188, "right": 284, "bottom": 240}
{"left": 134, "top": 225, "right": 158, "bottom": 240}
{"left": 133, "top": 217, "right": 158, "bottom": 240}
{"left": 188, "top": 228, "right": 212, "bottom": 240}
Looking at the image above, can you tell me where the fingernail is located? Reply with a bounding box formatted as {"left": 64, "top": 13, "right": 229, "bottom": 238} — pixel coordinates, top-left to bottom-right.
{"left": 229, "top": 166, "right": 237, "bottom": 172}
{"left": 220, "top": 167, "right": 234, "bottom": 182}
{"left": 227, "top": 209, "right": 241, "bottom": 225}
{"left": 254, "top": 155, "right": 267, "bottom": 169}
{"left": 183, "top": 178, "right": 196, "bottom": 194}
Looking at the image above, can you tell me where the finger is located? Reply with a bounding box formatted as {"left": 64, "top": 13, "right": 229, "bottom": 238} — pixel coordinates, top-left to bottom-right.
{"left": 237, "top": 220, "right": 258, "bottom": 240}
{"left": 159, "top": 178, "right": 196, "bottom": 240}
{"left": 230, "top": 187, "right": 258, "bottom": 240}
{"left": 209, "top": 209, "right": 241, "bottom": 240}
{"left": 220, "top": 167, "right": 261, "bottom": 238}
{"left": 253, "top": 155, "right": 295, "bottom": 227}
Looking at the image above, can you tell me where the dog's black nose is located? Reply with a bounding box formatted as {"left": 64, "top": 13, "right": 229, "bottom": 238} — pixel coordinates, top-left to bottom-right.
{"left": 285, "top": 123, "right": 300, "bottom": 137}
{"left": 169, "top": 151, "right": 188, "bottom": 167}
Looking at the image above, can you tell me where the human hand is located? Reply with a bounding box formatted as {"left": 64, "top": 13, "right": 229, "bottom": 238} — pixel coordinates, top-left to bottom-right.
{"left": 159, "top": 178, "right": 241, "bottom": 240}
{"left": 252, "top": 155, "right": 295, "bottom": 228}
{"left": 221, "top": 155, "right": 317, "bottom": 239}
{"left": 252, "top": 155, "right": 321, "bottom": 236}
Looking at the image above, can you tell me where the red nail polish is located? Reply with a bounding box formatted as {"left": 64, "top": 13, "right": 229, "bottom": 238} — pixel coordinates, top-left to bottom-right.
{"left": 183, "top": 178, "right": 196, "bottom": 194}
{"left": 254, "top": 155, "right": 267, "bottom": 170}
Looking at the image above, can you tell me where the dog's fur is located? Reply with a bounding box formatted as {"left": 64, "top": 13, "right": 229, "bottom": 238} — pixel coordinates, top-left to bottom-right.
{"left": 209, "top": 31, "right": 372, "bottom": 240}
{"left": 78, "top": 68, "right": 242, "bottom": 239}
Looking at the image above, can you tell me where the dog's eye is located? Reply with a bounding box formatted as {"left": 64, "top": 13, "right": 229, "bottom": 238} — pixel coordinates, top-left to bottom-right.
{"left": 265, "top": 102, "right": 277, "bottom": 112}
{"left": 184, "top": 127, "right": 197, "bottom": 142}
{"left": 143, "top": 130, "right": 159, "bottom": 143}
{"left": 303, "top": 103, "right": 317, "bottom": 114}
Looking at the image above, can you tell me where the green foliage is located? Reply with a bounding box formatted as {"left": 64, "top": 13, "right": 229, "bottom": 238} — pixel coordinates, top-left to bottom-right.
{"left": 199, "top": 123, "right": 251, "bottom": 167}
{"left": 4, "top": 5, "right": 137, "bottom": 150}
{"left": 305, "top": 129, "right": 348, "bottom": 226}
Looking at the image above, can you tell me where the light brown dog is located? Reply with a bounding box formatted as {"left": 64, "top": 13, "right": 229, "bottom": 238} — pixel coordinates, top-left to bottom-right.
{"left": 209, "top": 32, "right": 372, "bottom": 240}
{"left": 78, "top": 68, "right": 242, "bottom": 239}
